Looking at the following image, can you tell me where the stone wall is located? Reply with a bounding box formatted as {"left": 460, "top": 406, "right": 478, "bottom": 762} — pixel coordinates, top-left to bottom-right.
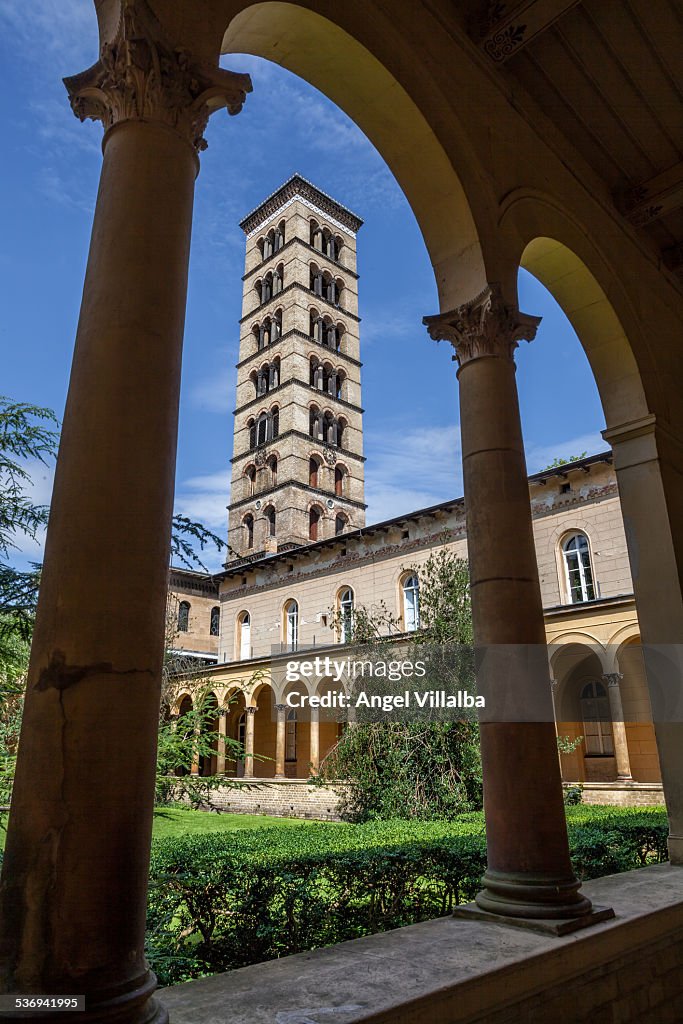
{"left": 209, "top": 778, "right": 345, "bottom": 820}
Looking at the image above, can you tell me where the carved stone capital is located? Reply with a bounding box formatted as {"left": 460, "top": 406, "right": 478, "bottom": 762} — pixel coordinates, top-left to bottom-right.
{"left": 245, "top": 705, "right": 258, "bottom": 716}
{"left": 423, "top": 283, "right": 541, "bottom": 369}
{"left": 275, "top": 703, "right": 287, "bottom": 714}
{"left": 63, "top": 0, "right": 251, "bottom": 154}
{"left": 603, "top": 672, "right": 623, "bottom": 688}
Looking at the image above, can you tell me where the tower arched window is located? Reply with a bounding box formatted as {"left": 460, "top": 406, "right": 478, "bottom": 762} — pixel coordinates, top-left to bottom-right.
{"left": 402, "top": 574, "right": 420, "bottom": 632}
{"left": 334, "top": 466, "right": 345, "bottom": 497}
{"left": 309, "top": 407, "right": 322, "bottom": 440}
{"left": 263, "top": 233, "right": 272, "bottom": 259}
{"left": 243, "top": 514, "right": 254, "bottom": 549}
{"left": 580, "top": 680, "right": 614, "bottom": 755}
{"left": 268, "top": 455, "right": 278, "bottom": 487}
{"left": 244, "top": 465, "right": 256, "bottom": 496}
{"left": 271, "top": 406, "right": 279, "bottom": 439}
{"left": 273, "top": 264, "right": 283, "bottom": 295}
{"left": 309, "top": 457, "right": 320, "bottom": 488}
{"left": 562, "top": 532, "right": 595, "bottom": 603}
{"left": 177, "top": 601, "right": 190, "bottom": 633}
{"left": 256, "top": 413, "right": 269, "bottom": 446}
{"left": 248, "top": 418, "right": 256, "bottom": 449}
{"left": 309, "top": 506, "right": 321, "bottom": 541}
{"left": 335, "top": 514, "right": 348, "bottom": 536}
{"left": 338, "top": 588, "right": 354, "bottom": 643}
{"left": 265, "top": 505, "right": 276, "bottom": 538}
{"left": 237, "top": 611, "right": 251, "bottom": 661}
{"left": 284, "top": 599, "right": 299, "bottom": 650}
{"left": 210, "top": 606, "right": 220, "bottom": 637}
{"left": 272, "top": 310, "right": 282, "bottom": 340}
{"left": 269, "top": 359, "right": 279, "bottom": 390}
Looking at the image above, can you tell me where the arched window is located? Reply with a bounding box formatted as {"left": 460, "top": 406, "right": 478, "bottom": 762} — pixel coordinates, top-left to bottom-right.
{"left": 309, "top": 506, "right": 321, "bottom": 541}
{"left": 334, "top": 466, "right": 345, "bottom": 497}
{"left": 309, "top": 407, "right": 322, "bottom": 439}
{"left": 244, "top": 465, "right": 256, "bottom": 496}
{"left": 284, "top": 599, "right": 299, "bottom": 650}
{"left": 243, "top": 514, "right": 254, "bottom": 549}
{"left": 177, "top": 600, "right": 190, "bottom": 633}
{"left": 272, "top": 311, "right": 282, "bottom": 341}
{"left": 562, "top": 532, "right": 595, "bottom": 603}
{"left": 338, "top": 588, "right": 354, "bottom": 643}
{"left": 238, "top": 611, "right": 251, "bottom": 661}
{"left": 268, "top": 455, "right": 278, "bottom": 487}
{"left": 580, "top": 681, "right": 614, "bottom": 755}
{"left": 271, "top": 406, "right": 279, "bottom": 439}
{"left": 265, "top": 505, "right": 276, "bottom": 538}
{"left": 210, "top": 606, "right": 220, "bottom": 637}
{"left": 402, "top": 574, "right": 420, "bottom": 632}
{"left": 309, "top": 456, "right": 320, "bottom": 488}
{"left": 335, "top": 514, "right": 347, "bottom": 536}
{"left": 256, "top": 413, "right": 269, "bottom": 446}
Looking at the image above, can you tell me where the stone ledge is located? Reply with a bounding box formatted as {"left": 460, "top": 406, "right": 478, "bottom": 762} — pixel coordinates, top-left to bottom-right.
{"left": 160, "top": 864, "right": 683, "bottom": 1024}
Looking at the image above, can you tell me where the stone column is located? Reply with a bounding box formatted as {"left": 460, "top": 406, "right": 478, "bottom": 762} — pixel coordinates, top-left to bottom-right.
{"left": 603, "top": 415, "right": 683, "bottom": 863}
{"left": 424, "top": 285, "right": 592, "bottom": 921}
{"left": 603, "top": 673, "right": 633, "bottom": 780}
{"left": 275, "top": 704, "right": 287, "bottom": 778}
{"left": 244, "top": 706, "right": 258, "bottom": 778}
{"left": 310, "top": 708, "right": 321, "bottom": 774}
{"left": 217, "top": 709, "right": 228, "bottom": 775}
{"left": 0, "top": 4, "right": 250, "bottom": 1021}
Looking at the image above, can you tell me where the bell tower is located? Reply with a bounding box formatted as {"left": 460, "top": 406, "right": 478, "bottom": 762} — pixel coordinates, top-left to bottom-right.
{"left": 226, "top": 175, "right": 366, "bottom": 561}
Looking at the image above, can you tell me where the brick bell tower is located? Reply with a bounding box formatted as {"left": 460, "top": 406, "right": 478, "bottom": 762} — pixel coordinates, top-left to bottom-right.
{"left": 226, "top": 175, "right": 367, "bottom": 562}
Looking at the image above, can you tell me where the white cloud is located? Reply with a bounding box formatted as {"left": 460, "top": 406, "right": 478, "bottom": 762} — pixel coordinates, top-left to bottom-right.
{"left": 365, "top": 423, "right": 462, "bottom": 524}
{"left": 189, "top": 367, "right": 235, "bottom": 414}
{"left": 174, "top": 469, "right": 231, "bottom": 533}
{"left": 0, "top": 0, "right": 97, "bottom": 64}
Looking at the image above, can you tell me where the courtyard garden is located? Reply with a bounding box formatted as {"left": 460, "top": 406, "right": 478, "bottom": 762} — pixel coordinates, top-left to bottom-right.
{"left": 146, "top": 803, "right": 668, "bottom": 986}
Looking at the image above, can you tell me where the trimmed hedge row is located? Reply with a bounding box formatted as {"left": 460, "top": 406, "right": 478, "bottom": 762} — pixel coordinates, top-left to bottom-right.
{"left": 146, "top": 807, "right": 668, "bottom": 986}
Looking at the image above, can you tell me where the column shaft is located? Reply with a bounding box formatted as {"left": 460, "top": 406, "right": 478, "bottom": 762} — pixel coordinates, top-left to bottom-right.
{"left": 0, "top": 121, "right": 196, "bottom": 1014}
{"left": 244, "top": 707, "right": 257, "bottom": 778}
{"left": 310, "top": 710, "right": 320, "bottom": 774}
{"left": 425, "top": 287, "right": 591, "bottom": 920}
{"left": 275, "top": 705, "right": 286, "bottom": 778}
{"left": 604, "top": 675, "right": 633, "bottom": 781}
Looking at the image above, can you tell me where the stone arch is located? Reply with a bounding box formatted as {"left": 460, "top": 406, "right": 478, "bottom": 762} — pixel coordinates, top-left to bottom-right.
{"left": 500, "top": 192, "right": 652, "bottom": 428}
{"left": 222, "top": 2, "right": 489, "bottom": 308}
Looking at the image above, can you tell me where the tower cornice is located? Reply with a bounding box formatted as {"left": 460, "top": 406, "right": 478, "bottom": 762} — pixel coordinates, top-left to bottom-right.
{"left": 239, "top": 174, "right": 363, "bottom": 236}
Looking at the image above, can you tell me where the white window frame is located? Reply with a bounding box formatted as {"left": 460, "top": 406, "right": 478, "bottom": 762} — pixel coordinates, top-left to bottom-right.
{"left": 338, "top": 588, "right": 354, "bottom": 643}
{"left": 285, "top": 600, "right": 299, "bottom": 650}
{"left": 562, "top": 532, "right": 596, "bottom": 604}
{"left": 402, "top": 574, "right": 420, "bottom": 632}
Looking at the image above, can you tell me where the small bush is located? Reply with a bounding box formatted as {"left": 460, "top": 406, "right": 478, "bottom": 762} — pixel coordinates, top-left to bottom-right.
{"left": 146, "top": 807, "right": 668, "bottom": 985}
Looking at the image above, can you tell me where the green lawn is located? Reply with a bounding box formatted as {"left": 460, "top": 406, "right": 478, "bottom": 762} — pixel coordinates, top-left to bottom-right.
{"left": 151, "top": 806, "right": 315, "bottom": 841}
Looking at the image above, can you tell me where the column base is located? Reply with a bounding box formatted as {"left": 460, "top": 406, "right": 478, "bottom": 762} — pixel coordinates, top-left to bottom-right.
{"left": 668, "top": 833, "right": 683, "bottom": 865}
{"left": 453, "top": 901, "right": 615, "bottom": 937}
{"left": 475, "top": 868, "right": 593, "bottom": 920}
{"left": 4, "top": 973, "right": 167, "bottom": 1024}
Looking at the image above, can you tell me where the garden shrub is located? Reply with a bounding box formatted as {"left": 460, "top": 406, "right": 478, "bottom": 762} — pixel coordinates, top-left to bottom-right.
{"left": 146, "top": 807, "right": 668, "bottom": 986}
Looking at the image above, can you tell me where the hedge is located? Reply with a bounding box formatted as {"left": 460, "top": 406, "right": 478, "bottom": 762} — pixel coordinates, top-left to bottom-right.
{"left": 146, "top": 807, "right": 668, "bottom": 985}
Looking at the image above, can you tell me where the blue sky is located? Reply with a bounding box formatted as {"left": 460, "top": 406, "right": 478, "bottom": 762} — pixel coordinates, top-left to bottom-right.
{"left": 1, "top": 1, "right": 606, "bottom": 572}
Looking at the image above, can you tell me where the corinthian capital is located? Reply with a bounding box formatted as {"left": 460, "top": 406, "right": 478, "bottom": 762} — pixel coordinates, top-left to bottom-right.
{"left": 423, "top": 283, "right": 541, "bottom": 369}
{"left": 63, "top": 0, "right": 252, "bottom": 153}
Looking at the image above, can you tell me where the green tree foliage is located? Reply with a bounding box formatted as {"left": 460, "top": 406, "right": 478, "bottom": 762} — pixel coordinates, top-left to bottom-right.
{"left": 0, "top": 396, "right": 233, "bottom": 811}
{"left": 323, "top": 546, "right": 482, "bottom": 822}
{"left": 542, "top": 451, "right": 588, "bottom": 471}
